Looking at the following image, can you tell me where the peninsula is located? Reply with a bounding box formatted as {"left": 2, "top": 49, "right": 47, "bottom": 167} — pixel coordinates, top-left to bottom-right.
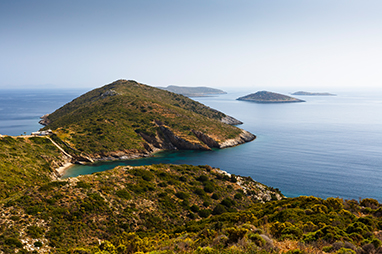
{"left": 158, "top": 85, "right": 227, "bottom": 97}
{"left": 237, "top": 91, "right": 305, "bottom": 103}
{"left": 292, "top": 91, "right": 336, "bottom": 96}
{"left": 40, "top": 80, "right": 254, "bottom": 163}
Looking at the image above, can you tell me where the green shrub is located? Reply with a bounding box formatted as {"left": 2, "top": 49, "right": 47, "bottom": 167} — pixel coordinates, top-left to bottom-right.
{"left": 360, "top": 198, "right": 379, "bottom": 208}
{"left": 76, "top": 181, "right": 92, "bottom": 189}
{"left": 5, "top": 237, "right": 23, "bottom": 247}
{"left": 116, "top": 189, "right": 132, "bottom": 200}
{"left": 234, "top": 193, "right": 244, "bottom": 200}
{"left": 34, "top": 241, "right": 43, "bottom": 247}
{"left": 212, "top": 204, "right": 227, "bottom": 215}
{"left": 27, "top": 225, "right": 45, "bottom": 238}
{"left": 190, "top": 205, "right": 199, "bottom": 213}
{"left": 335, "top": 247, "right": 356, "bottom": 254}
{"left": 175, "top": 192, "right": 189, "bottom": 200}
{"left": 221, "top": 198, "right": 235, "bottom": 208}
{"left": 211, "top": 193, "right": 219, "bottom": 200}
{"left": 198, "top": 209, "right": 211, "bottom": 218}
{"left": 203, "top": 183, "right": 214, "bottom": 193}
{"left": 248, "top": 233, "right": 266, "bottom": 246}
{"left": 322, "top": 246, "right": 333, "bottom": 252}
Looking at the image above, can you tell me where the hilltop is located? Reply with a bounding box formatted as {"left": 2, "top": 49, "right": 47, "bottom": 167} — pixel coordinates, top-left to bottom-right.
{"left": 237, "top": 91, "right": 305, "bottom": 103}
{"left": 158, "top": 85, "right": 227, "bottom": 97}
{"left": 292, "top": 91, "right": 336, "bottom": 96}
{"left": 41, "top": 80, "right": 253, "bottom": 161}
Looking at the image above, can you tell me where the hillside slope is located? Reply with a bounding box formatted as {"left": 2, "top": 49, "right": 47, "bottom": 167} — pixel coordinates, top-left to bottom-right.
{"left": 41, "top": 80, "right": 254, "bottom": 160}
{"left": 0, "top": 164, "right": 283, "bottom": 253}
{"left": 0, "top": 135, "right": 69, "bottom": 198}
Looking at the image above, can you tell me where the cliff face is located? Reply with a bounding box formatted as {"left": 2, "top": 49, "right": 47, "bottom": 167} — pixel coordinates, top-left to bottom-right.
{"left": 85, "top": 127, "right": 256, "bottom": 162}
{"left": 219, "top": 130, "right": 256, "bottom": 148}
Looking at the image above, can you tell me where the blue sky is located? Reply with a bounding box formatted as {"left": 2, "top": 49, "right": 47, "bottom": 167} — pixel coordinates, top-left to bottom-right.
{"left": 1, "top": 0, "right": 382, "bottom": 91}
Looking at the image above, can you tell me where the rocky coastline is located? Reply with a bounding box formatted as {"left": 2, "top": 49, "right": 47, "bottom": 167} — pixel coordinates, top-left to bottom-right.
{"left": 55, "top": 128, "right": 256, "bottom": 174}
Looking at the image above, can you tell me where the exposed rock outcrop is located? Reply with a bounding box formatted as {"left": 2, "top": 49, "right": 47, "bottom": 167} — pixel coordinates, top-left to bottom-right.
{"left": 219, "top": 130, "right": 256, "bottom": 148}
{"left": 159, "top": 126, "right": 211, "bottom": 151}
{"left": 220, "top": 115, "right": 243, "bottom": 125}
{"left": 39, "top": 114, "right": 51, "bottom": 126}
{"left": 191, "top": 130, "right": 220, "bottom": 148}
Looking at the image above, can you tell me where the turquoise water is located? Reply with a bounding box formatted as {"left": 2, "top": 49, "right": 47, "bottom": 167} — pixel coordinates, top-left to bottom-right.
{"left": 1, "top": 89, "right": 382, "bottom": 201}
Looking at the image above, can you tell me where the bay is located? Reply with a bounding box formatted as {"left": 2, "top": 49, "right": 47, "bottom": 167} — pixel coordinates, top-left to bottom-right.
{"left": 1, "top": 88, "right": 381, "bottom": 201}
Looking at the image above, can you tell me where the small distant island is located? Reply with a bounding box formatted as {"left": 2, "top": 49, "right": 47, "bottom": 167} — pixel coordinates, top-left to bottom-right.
{"left": 237, "top": 91, "right": 305, "bottom": 103}
{"left": 292, "top": 91, "right": 336, "bottom": 96}
{"left": 158, "top": 85, "right": 227, "bottom": 97}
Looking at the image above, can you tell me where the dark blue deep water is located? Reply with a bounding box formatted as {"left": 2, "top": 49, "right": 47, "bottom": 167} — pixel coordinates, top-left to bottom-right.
{"left": 1, "top": 89, "right": 381, "bottom": 201}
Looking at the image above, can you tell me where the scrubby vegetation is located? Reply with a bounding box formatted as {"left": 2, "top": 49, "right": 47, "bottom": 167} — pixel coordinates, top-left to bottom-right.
{"left": 42, "top": 80, "right": 243, "bottom": 157}
{"left": 1, "top": 136, "right": 382, "bottom": 253}
{"left": 2, "top": 163, "right": 382, "bottom": 254}
{"left": 0, "top": 136, "right": 66, "bottom": 198}
{"left": 0, "top": 164, "right": 282, "bottom": 253}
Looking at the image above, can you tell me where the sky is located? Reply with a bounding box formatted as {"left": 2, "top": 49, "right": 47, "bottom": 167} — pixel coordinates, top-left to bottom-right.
{"left": 1, "top": 0, "right": 382, "bottom": 91}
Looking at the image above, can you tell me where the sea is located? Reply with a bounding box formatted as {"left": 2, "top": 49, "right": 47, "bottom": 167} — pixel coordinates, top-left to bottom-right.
{"left": 1, "top": 88, "right": 381, "bottom": 202}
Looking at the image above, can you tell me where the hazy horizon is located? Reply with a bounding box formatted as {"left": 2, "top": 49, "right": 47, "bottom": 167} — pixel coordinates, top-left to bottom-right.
{"left": 1, "top": 1, "right": 382, "bottom": 91}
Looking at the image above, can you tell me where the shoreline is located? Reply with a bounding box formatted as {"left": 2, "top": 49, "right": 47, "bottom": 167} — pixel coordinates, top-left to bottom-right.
{"left": 55, "top": 162, "right": 74, "bottom": 178}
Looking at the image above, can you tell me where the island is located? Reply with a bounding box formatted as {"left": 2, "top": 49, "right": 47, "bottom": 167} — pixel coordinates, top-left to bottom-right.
{"left": 292, "top": 91, "right": 336, "bottom": 96}
{"left": 158, "top": 85, "right": 227, "bottom": 97}
{"left": 237, "top": 91, "right": 305, "bottom": 103}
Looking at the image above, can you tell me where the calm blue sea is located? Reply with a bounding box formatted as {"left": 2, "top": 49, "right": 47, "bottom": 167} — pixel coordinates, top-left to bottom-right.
{"left": 0, "top": 89, "right": 88, "bottom": 136}
{"left": 1, "top": 89, "right": 381, "bottom": 201}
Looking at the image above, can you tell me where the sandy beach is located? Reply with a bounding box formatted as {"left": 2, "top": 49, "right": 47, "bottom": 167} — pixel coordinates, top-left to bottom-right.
{"left": 56, "top": 162, "right": 74, "bottom": 177}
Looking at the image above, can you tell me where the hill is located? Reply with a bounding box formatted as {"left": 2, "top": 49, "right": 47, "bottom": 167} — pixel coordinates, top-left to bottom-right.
{"left": 1, "top": 160, "right": 382, "bottom": 253}
{"left": 292, "top": 91, "right": 336, "bottom": 96}
{"left": 0, "top": 135, "right": 69, "bottom": 198}
{"left": 41, "top": 80, "right": 254, "bottom": 161}
{"left": 158, "top": 85, "right": 227, "bottom": 97}
{"left": 237, "top": 91, "right": 305, "bottom": 103}
{"left": 0, "top": 163, "right": 283, "bottom": 253}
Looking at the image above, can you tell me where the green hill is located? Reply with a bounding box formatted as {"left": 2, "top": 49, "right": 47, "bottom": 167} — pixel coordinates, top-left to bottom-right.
{"left": 237, "top": 91, "right": 305, "bottom": 103}
{"left": 1, "top": 160, "right": 382, "bottom": 253}
{"left": 0, "top": 135, "right": 69, "bottom": 198}
{"left": 41, "top": 80, "right": 254, "bottom": 161}
{"left": 0, "top": 163, "right": 283, "bottom": 253}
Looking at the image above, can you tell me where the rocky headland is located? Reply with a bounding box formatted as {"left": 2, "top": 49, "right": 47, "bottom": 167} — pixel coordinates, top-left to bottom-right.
{"left": 39, "top": 80, "right": 255, "bottom": 164}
